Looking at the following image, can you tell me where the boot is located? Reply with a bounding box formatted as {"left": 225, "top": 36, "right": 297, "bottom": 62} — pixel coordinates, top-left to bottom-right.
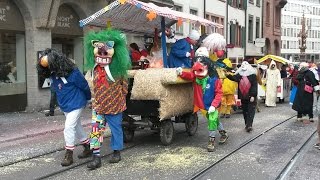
{"left": 109, "top": 150, "right": 121, "bottom": 163}
{"left": 225, "top": 114, "right": 231, "bottom": 118}
{"left": 61, "top": 149, "right": 73, "bottom": 166}
{"left": 87, "top": 155, "right": 101, "bottom": 170}
{"left": 207, "top": 137, "right": 215, "bottom": 152}
{"left": 246, "top": 127, "right": 253, "bottom": 133}
{"left": 219, "top": 130, "right": 229, "bottom": 144}
{"left": 45, "top": 111, "right": 54, "bottom": 116}
{"left": 78, "top": 143, "right": 92, "bottom": 159}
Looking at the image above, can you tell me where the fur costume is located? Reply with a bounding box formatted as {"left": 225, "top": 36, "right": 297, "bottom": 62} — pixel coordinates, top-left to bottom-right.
{"left": 84, "top": 29, "right": 131, "bottom": 169}
{"left": 226, "top": 61, "right": 257, "bottom": 132}
{"left": 37, "top": 48, "right": 91, "bottom": 166}
{"left": 177, "top": 49, "right": 228, "bottom": 151}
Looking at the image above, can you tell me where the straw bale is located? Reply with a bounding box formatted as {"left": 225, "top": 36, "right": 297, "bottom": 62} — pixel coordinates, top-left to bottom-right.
{"left": 127, "top": 70, "right": 137, "bottom": 78}
{"left": 159, "top": 83, "right": 193, "bottom": 120}
{"left": 161, "top": 69, "right": 191, "bottom": 85}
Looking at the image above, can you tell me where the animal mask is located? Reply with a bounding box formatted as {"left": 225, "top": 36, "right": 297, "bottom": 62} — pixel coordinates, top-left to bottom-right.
{"left": 92, "top": 40, "right": 115, "bottom": 66}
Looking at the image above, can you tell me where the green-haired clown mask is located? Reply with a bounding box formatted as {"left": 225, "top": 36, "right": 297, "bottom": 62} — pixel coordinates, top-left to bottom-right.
{"left": 92, "top": 40, "right": 115, "bottom": 65}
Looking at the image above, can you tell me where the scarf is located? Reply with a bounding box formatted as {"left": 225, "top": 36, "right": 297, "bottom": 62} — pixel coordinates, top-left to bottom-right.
{"left": 186, "top": 37, "right": 195, "bottom": 59}
{"left": 95, "top": 65, "right": 109, "bottom": 88}
{"left": 239, "top": 76, "right": 251, "bottom": 97}
{"left": 196, "top": 76, "right": 209, "bottom": 93}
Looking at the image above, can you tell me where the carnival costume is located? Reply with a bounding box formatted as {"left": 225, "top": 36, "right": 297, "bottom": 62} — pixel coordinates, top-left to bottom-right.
{"left": 37, "top": 49, "right": 91, "bottom": 166}
{"left": 177, "top": 49, "right": 228, "bottom": 152}
{"left": 226, "top": 61, "right": 258, "bottom": 132}
{"left": 84, "top": 29, "right": 131, "bottom": 169}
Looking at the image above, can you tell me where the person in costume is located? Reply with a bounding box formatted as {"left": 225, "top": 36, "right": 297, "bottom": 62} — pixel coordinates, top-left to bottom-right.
{"left": 265, "top": 60, "right": 281, "bottom": 107}
{"left": 84, "top": 29, "right": 131, "bottom": 170}
{"left": 219, "top": 58, "right": 237, "bottom": 118}
{"left": 37, "top": 48, "right": 91, "bottom": 166}
{"left": 176, "top": 48, "right": 228, "bottom": 152}
{"left": 292, "top": 62, "right": 319, "bottom": 122}
{"left": 225, "top": 61, "right": 258, "bottom": 132}
{"left": 168, "top": 30, "right": 200, "bottom": 68}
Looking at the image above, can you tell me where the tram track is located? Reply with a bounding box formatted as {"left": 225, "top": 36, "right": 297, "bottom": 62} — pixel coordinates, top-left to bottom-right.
{"left": 187, "top": 115, "right": 298, "bottom": 180}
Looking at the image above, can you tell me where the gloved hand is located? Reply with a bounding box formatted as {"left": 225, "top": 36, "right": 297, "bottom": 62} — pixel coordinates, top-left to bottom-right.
{"left": 250, "top": 97, "right": 255, "bottom": 102}
{"left": 186, "top": 52, "right": 191, "bottom": 57}
{"left": 176, "top": 67, "right": 183, "bottom": 75}
{"left": 208, "top": 106, "right": 215, "bottom": 114}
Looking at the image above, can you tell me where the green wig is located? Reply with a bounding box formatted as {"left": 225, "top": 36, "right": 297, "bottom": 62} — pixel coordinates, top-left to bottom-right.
{"left": 84, "top": 29, "right": 131, "bottom": 79}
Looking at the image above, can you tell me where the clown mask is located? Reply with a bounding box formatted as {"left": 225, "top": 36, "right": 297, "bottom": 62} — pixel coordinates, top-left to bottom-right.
{"left": 92, "top": 40, "right": 115, "bottom": 66}
{"left": 192, "top": 61, "right": 208, "bottom": 79}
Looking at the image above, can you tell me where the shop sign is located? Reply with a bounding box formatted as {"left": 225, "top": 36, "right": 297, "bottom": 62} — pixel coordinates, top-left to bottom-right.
{"left": 0, "top": 0, "right": 24, "bottom": 31}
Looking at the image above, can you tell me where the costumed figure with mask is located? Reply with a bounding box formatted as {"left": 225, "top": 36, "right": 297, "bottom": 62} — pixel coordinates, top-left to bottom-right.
{"left": 37, "top": 49, "right": 91, "bottom": 166}
{"left": 84, "top": 29, "right": 131, "bottom": 169}
{"left": 226, "top": 61, "right": 258, "bottom": 132}
{"left": 292, "top": 62, "right": 320, "bottom": 122}
{"left": 265, "top": 60, "right": 281, "bottom": 107}
{"left": 168, "top": 30, "right": 200, "bottom": 68}
{"left": 176, "top": 48, "right": 228, "bottom": 152}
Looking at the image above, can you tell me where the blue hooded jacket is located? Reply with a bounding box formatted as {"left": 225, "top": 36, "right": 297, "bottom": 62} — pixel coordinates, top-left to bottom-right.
{"left": 50, "top": 68, "right": 91, "bottom": 113}
{"left": 168, "top": 38, "right": 192, "bottom": 68}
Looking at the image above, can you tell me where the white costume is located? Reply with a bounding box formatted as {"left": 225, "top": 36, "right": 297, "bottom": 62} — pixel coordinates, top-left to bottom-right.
{"left": 265, "top": 60, "right": 281, "bottom": 107}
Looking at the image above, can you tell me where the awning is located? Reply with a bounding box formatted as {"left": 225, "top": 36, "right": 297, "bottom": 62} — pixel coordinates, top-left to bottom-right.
{"left": 256, "top": 54, "right": 291, "bottom": 64}
{"left": 79, "top": 0, "right": 223, "bottom": 35}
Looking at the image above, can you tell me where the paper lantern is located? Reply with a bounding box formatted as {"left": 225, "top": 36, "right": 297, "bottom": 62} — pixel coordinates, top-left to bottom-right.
{"left": 216, "top": 50, "right": 225, "bottom": 58}
{"left": 177, "top": 18, "right": 183, "bottom": 27}
{"left": 119, "top": 0, "right": 127, "bottom": 4}
{"left": 146, "top": 11, "right": 157, "bottom": 21}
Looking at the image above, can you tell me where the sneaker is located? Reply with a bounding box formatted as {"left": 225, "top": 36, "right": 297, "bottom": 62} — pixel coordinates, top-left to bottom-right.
{"left": 310, "top": 118, "right": 314, "bottom": 123}
{"left": 207, "top": 137, "right": 215, "bottom": 152}
{"left": 314, "top": 143, "right": 320, "bottom": 149}
{"left": 45, "top": 111, "right": 54, "bottom": 116}
{"left": 296, "top": 118, "right": 303, "bottom": 122}
{"left": 225, "top": 114, "right": 231, "bottom": 118}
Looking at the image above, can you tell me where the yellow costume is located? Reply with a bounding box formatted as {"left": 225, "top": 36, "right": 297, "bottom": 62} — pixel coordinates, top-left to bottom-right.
{"left": 219, "top": 59, "right": 237, "bottom": 116}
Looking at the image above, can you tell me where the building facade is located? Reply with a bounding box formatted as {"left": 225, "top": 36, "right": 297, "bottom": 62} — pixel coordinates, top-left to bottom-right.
{"left": 281, "top": 0, "right": 320, "bottom": 62}
{"left": 263, "top": 0, "right": 287, "bottom": 56}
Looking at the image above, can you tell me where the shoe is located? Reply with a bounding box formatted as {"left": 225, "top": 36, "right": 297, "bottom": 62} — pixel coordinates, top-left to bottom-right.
{"left": 314, "top": 143, "right": 320, "bottom": 149}
{"left": 45, "top": 111, "right": 54, "bottom": 116}
{"left": 207, "top": 137, "right": 215, "bottom": 152}
{"left": 87, "top": 155, "right": 101, "bottom": 170}
{"left": 61, "top": 149, "right": 73, "bottom": 166}
{"left": 219, "top": 130, "right": 229, "bottom": 144}
{"left": 256, "top": 107, "right": 261, "bottom": 112}
{"left": 246, "top": 127, "right": 253, "bottom": 133}
{"left": 297, "top": 118, "right": 303, "bottom": 122}
{"left": 225, "top": 114, "right": 231, "bottom": 118}
{"left": 310, "top": 118, "right": 314, "bottom": 123}
{"left": 78, "top": 143, "right": 92, "bottom": 159}
{"left": 220, "top": 114, "right": 225, "bottom": 118}
{"left": 109, "top": 150, "right": 121, "bottom": 163}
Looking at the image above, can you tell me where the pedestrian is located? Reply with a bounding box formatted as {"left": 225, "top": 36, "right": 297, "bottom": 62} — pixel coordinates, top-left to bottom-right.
{"left": 265, "top": 60, "right": 281, "bottom": 107}
{"left": 225, "top": 61, "right": 258, "bottom": 132}
{"left": 168, "top": 30, "right": 200, "bottom": 68}
{"left": 280, "top": 64, "right": 288, "bottom": 78}
{"left": 45, "top": 87, "right": 58, "bottom": 116}
{"left": 37, "top": 48, "right": 92, "bottom": 166}
{"left": 177, "top": 48, "right": 228, "bottom": 152}
{"left": 84, "top": 29, "right": 130, "bottom": 170}
{"left": 219, "top": 58, "right": 237, "bottom": 118}
{"left": 289, "top": 65, "right": 299, "bottom": 105}
{"left": 292, "top": 62, "right": 320, "bottom": 122}
{"left": 129, "top": 43, "right": 142, "bottom": 62}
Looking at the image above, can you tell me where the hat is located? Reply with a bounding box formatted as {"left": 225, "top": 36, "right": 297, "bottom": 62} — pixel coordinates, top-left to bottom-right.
{"left": 188, "top": 30, "right": 200, "bottom": 41}
{"left": 195, "top": 47, "right": 209, "bottom": 57}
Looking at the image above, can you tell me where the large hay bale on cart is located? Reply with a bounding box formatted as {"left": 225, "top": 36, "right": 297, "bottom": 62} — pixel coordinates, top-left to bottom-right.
{"left": 124, "top": 68, "right": 198, "bottom": 145}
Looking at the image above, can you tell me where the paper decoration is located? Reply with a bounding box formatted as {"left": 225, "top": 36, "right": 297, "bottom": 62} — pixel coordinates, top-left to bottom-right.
{"left": 146, "top": 11, "right": 157, "bottom": 21}
{"left": 107, "top": 21, "right": 111, "bottom": 28}
{"left": 177, "top": 18, "right": 183, "bottom": 27}
{"left": 104, "top": 6, "right": 109, "bottom": 11}
{"left": 136, "top": 3, "right": 142, "bottom": 8}
{"left": 119, "top": 0, "right": 127, "bottom": 4}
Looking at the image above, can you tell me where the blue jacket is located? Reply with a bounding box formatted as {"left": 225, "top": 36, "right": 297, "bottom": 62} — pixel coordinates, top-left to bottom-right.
{"left": 203, "top": 77, "right": 218, "bottom": 110}
{"left": 50, "top": 68, "right": 91, "bottom": 113}
{"left": 168, "top": 38, "right": 192, "bottom": 68}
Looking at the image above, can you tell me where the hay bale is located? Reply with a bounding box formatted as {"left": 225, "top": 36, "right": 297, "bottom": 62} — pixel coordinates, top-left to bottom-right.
{"left": 159, "top": 83, "right": 193, "bottom": 120}
{"left": 161, "top": 68, "right": 191, "bottom": 85}
{"left": 127, "top": 70, "right": 138, "bottom": 78}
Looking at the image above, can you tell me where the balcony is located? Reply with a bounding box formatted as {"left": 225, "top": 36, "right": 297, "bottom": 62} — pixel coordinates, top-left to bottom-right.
{"left": 276, "top": 0, "right": 287, "bottom": 8}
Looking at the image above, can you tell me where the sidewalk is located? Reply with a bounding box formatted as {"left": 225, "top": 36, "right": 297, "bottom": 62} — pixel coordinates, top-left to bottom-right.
{"left": 0, "top": 108, "right": 92, "bottom": 143}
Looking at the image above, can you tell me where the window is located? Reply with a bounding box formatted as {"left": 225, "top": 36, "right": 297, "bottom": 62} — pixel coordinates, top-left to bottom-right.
{"left": 275, "top": 7, "right": 281, "bottom": 27}
{"left": 266, "top": 2, "right": 270, "bottom": 25}
{"left": 248, "top": 15, "right": 254, "bottom": 42}
{"left": 189, "top": 9, "right": 198, "bottom": 31}
{"left": 206, "top": 14, "right": 224, "bottom": 35}
{"left": 173, "top": 6, "right": 183, "bottom": 34}
{"left": 256, "top": 0, "right": 260, "bottom": 7}
{"left": 249, "top": 0, "right": 254, "bottom": 4}
{"left": 256, "top": 17, "right": 260, "bottom": 38}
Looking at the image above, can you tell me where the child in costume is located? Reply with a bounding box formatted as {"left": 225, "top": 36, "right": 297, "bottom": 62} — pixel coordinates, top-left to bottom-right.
{"left": 219, "top": 58, "right": 237, "bottom": 118}
{"left": 225, "top": 61, "right": 258, "bottom": 132}
{"left": 176, "top": 48, "right": 228, "bottom": 152}
{"left": 84, "top": 29, "right": 131, "bottom": 170}
{"left": 37, "top": 48, "right": 91, "bottom": 166}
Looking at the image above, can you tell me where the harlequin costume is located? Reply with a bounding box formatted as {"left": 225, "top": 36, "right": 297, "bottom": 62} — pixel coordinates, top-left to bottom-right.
{"left": 37, "top": 48, "right": 91, "bottom": 166}
{"left": 219, "top": 58, "right": 237, "bottom": 118}
{"left": 226, "top": 61, "right": 258, "bottom": 132}
{"left": 84, "top": 29, "right": 131, "bottom": 169}
{"left": 177, "top": 49, "right": 228, "bottom": 152}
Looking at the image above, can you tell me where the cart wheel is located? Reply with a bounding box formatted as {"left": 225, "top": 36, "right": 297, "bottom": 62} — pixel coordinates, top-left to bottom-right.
{"left": 123, "top": 127, "right": 134, "bottom": 143}
{"left": 160, "top": 120, "right": 174, "bottom": 145}
{"left": 185, "top": 113, "right": 198, "bottom": 136}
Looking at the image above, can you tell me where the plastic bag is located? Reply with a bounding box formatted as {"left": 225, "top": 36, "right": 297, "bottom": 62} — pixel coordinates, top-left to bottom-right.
{"left": 148, "top": 50, "right": 164, "bottom": 68}
{"left": 207, "top": 110, "right": 219, "bottom": 131}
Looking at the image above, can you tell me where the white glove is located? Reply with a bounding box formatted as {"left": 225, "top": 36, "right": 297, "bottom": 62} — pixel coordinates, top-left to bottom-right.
{"left": 250, "top": 97, "right": 255, "bottom": 102}
{"left": 186, "top": 52, "right": 191, "bottom": 57}
{"left": 208, "top": 106, "right": 215, "bottom": 114}
{"left": 176, "top": 67, "right": 183, "bottom": 75}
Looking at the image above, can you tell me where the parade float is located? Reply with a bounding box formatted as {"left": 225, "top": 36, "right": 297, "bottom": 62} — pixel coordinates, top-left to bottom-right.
{"left": 79, "top": 0, "right": 223, "bottom": 145}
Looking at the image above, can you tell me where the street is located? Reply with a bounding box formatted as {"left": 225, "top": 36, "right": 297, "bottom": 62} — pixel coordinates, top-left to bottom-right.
{"left": 0, "top": 103, "right": 319, "bottom": 180}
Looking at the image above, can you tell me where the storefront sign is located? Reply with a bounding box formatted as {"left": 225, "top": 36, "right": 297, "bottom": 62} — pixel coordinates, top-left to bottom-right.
{"left": 0, "top": 0, "right": 24, "bottom": 31}
{"left": 254, "top": 38, "right": 266, "bottom": 48}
